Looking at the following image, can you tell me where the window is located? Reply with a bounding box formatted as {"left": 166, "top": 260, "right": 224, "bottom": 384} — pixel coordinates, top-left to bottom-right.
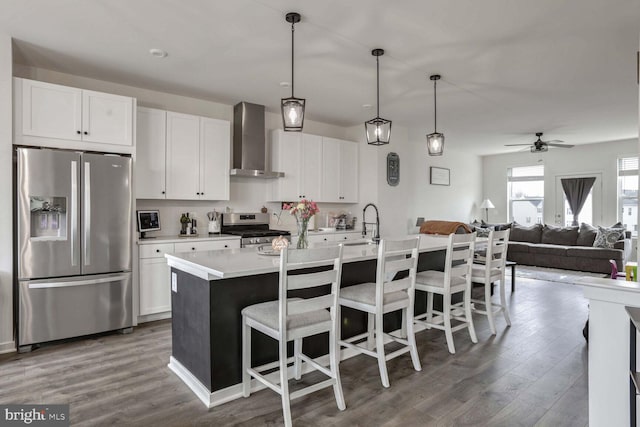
{"left": 508, "top": 165, "right": 544, "bottom": 225}
{"left": 618, "top": 156, "right": 638, "bottom": 235}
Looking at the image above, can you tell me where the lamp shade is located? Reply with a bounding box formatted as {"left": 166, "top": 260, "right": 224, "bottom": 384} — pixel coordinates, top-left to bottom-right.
{"left": 480, "top": 199, "right": 495, "bottom": 209}
{"left": 281, "top": 97, "right": 305, "bottom": 131}
{"left": 366, "top": 117, "right": 392, "bottom": 145}
{"left": 427, "top": 132, "right": 444, "bottom": 156}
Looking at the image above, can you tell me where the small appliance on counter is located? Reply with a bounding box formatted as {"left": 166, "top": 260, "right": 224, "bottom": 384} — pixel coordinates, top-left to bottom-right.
{"left": 207, "top": 210, "right": 221, "bottom": 234}
{"left": 137, "top": 210, "right": 160, "bottom": 239}
{"left": 221, "top": 212, "right": 290, "bottom": 248}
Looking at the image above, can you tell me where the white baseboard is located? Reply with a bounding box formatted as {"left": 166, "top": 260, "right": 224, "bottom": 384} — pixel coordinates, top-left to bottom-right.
{"left": 169, "top": 323, "right": 431, "bottom": 408}
{"left": 138, "top": 311, "right": 171, "bottom": 324}
{"left": 0, "top": 340, "right": 16, "bottom": 354}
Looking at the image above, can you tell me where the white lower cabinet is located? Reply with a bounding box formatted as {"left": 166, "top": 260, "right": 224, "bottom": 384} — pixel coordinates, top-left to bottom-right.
{"left": 138, "top": 239, "right": 239, "bottom": 320}
{"left": 296, "top": 231, "right": 364, "bottom": 247}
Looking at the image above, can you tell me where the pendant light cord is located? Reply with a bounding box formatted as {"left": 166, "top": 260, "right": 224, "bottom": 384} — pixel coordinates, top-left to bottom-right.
{"left": 290, "top": 22, "right": 295, "bottom": 98}
{"left": 433, "top": 78, "right": 437, "bottom": 133}
{"left": 376, "top": 55, "right": 380, "bottom": 118}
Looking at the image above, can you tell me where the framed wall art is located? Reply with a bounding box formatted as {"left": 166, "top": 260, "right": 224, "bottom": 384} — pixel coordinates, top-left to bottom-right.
{"left": 430, "top": 166, "right": 450, "bottom": 186}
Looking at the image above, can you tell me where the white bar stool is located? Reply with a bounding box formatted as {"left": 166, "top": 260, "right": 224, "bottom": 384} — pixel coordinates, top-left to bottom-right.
{"left": 241, "top": 245, "right": 345, "bottom": 427}
{"left": 338, "top": 237, "right": 421, "bottom": 388}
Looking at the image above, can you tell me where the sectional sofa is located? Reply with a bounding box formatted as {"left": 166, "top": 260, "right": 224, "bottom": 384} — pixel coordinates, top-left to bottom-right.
{"left": 503, "top": 223, "right": 631, "bottom": 274}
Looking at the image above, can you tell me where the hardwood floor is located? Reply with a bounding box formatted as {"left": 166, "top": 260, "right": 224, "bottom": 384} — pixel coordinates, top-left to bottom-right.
{"left": 0, "top": 277, "right": 589, "bottom": 426}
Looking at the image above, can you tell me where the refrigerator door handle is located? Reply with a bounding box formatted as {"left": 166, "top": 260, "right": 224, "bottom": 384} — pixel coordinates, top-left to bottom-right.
{"left": 84, "top": 161, "right": 91, "bottom": 266}
{"left": 71, "top": 160, "right": 79, "bottom": 266}
{"left": 27, "top": 274, "right": 130, "bottom": 289}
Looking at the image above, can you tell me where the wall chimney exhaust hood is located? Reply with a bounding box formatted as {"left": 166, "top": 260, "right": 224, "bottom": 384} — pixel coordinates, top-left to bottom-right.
{"left": 230, "top": 102, "right": 284, "bottom": 178}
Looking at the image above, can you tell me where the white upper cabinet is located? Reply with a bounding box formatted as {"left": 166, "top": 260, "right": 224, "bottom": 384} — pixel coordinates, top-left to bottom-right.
{"left": 81, "top": 90, "right": 133, "bottom": 146}
{"left": 163, "top": 111, "right": 230, "bottom": 201}
{"left": 166, "top": 112, "right": 201, "bottom": 200}
{"left": 321, "top": 137, "right": 359, "bottom": 203}
{"left": 270, "top": 130, "right": 358, "bottom": 203}
{"left": 18, "top": 78, "right": 133, "bottom": 149}
{"left": 21, "top": 79, "right": 82, "bottom": 141}
{"left": 136, "top": 107, "right": 167, "bottom": 199}
{"left": 200, "top": 117, "right": 230, "bottom": 201}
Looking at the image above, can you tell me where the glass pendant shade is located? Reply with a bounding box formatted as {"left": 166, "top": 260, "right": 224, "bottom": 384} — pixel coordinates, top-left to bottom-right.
{"left": 426, "top": 132, "right": 444, "bottom": 156}
{"left": 366, "top": 117, "right": 392, "bottom": 145}
{"left": 281, "top": 97, "right": 305, "bottom": 131}
{"left": 365, "top": 48, "right": 391, "bottom": 145}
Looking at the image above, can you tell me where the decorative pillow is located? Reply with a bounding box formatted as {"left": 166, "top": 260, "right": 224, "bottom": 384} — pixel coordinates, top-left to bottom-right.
{"left": 541, "top": 224, "right": 578, "bottom": 246}
{"left": 475, "top": 227, "right": 492, "bottom": 238}
{"left": 593, "top": 226, "right": 625, "bottom": 249}
{"left": 481, "top": 220, "right": 512, "bottom": 231}
{"left": 576, "top": 223, "right": 598, "bottom": 247}
{"left": 509, "top": 223, "right": 543, "bottom": 243}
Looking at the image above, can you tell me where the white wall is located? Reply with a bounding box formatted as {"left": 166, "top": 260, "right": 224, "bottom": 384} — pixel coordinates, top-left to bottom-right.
{"left": 482, "top": 138, "right": 638, "bottom": 226}
{"left": 0, "top": 36, "right": 13, "bottom": 353}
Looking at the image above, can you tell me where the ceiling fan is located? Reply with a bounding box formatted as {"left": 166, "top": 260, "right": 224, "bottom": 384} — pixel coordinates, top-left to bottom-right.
{"left": 505, "top": 132, "right": 575, "bottom": 152}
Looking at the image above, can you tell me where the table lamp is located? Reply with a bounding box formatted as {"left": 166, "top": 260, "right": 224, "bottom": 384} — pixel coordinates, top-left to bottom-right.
{"left": 480, "top": 199, "right": 495, "bottom": 222}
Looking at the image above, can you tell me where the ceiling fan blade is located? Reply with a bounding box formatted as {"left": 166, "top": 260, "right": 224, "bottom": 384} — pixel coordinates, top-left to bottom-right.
{"left": 504, "top": 143, "right": 533, "bottom": 146}
{"left": 544, "top": 139, "right": 564, "bottom": 143}
{"left": 546, "top": 143, "right": 574, "bottom": 148}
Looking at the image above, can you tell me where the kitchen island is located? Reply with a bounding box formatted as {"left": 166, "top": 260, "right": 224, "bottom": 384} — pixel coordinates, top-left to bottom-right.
{"left": 165, "top": 235, "right": 450, "bottom": 408}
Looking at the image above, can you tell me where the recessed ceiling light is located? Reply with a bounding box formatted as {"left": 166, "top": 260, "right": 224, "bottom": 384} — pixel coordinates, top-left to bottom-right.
{"left": 279, "top": 81, "right": 291, "bottom": 88}
{"left": 149, "top": 48, "right": 168, "bottom": 58}
{"left": 362, "top": 104, "right": 372, "bottom": 109}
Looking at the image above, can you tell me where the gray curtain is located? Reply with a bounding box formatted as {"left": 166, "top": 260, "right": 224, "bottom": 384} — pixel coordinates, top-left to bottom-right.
{"left": 561, "top": 177, "right": 596, "bottom": 226}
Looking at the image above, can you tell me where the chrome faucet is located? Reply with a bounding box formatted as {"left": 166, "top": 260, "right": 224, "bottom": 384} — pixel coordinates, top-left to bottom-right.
{"left": 362, "top": 203, "right": 380, "bottom": 243}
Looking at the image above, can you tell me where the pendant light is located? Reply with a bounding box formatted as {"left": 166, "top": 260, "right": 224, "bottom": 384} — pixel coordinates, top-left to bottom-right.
{"left": 281, "top": 12, "right": 305, "bottom": 132}
{"left": 426, "top": 74, "right": 444, "bottom": 156}
{"left": 365, "top": 49, "right": 391, "bottom": 145}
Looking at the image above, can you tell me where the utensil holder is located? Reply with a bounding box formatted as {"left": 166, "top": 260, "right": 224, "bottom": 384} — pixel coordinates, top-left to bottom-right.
{"left": 208, "top": 220, "right": 220, "bottom": 234}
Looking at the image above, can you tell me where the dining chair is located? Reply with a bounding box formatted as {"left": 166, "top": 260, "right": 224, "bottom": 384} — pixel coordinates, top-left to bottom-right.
{"left": 414, "top": 232, "right": 477, "bottom": 354}
{"left": 470, "top": 229, "right": 511, "bottom": 335}
{"left": 338, "top": 237, "right": 421, "bottom": 388}
{"left": 241, "top": 245, "right": 345, "bottom": 427}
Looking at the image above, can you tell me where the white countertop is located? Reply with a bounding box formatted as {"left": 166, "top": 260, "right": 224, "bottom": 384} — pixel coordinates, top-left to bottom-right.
{"left": 165, "top": 234, "right": 450, "bottom": 280}
{"left": 137, "top": 234, "right": 240, "bottom": 245}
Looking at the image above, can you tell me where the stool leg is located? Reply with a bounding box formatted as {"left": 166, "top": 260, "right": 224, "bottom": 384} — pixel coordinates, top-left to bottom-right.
{"left": 279, "top": 336, "right": 292, "bottom": 427}
{"left": 500, "top": 273, "right": 511, "bottom": 326}
{"left": 401, "top": 308, "right": 407, "bottom": 339}
{"left": 405, "top": 305, "right": 422, "bottom": 372}
{"left": 426, "top": 292, "right": 434, "bottom": 328}
{"left": 465, "top": 287, "right": 478, "bottom": 344}
{"left": 367, "top": 313, "right": 375, "bottom": 350}
{"left": 443, "top": 294, "right": 456, "bottom": 354}
{"left": 294, "top": 338, "right": 302, "bottom": 380}
{"left": 375, "top": 312, "right": 390, "bottom": 388}
{"left": 242, "top": 316, "right": 251, "bottom": 398}
{"left": 329, "top": 316, "right": 346, "bottom": 410}
{"left": 485, "top": 280, "right": 497, "bottom": 335}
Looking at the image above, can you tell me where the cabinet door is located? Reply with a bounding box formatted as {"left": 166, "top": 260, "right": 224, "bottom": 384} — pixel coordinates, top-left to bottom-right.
{"left": 166, "top": 112, "right": 200, "bottom": 200}
{"left": 22, "top": 79, "right": 82, "bottom": 140}
{"left": 174, "top": 239, "right": 239, "bottom": 253}
{"left": 301, "top": 134, "right": 322, "bottom": 200}
{"left": 321, "top": 137, "right": 342, "bottom": 202}
{"left": 340, "top": 141, "right": 359, "bottom": 203}
{"left": 81, "top": 90, "right": 133, "bottom": 146}
{"left": 200, "top": 118, "right": 230, "bottom": 200}
{"left": 270, "top": 130, "right": 302, "bottom": 201}
{"left": 139, "top": 257, "right": 171, "bottom": 315}
{"left": 136, "top": 108, "right": 167, "bottom": 199}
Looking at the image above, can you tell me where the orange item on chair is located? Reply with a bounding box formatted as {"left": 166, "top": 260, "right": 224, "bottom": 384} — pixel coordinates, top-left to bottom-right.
{"left": 419, "top": 220, "right": 472, "bottom": 235}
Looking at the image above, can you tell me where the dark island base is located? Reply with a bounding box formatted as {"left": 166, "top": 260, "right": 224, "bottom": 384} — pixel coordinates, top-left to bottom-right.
{"left": 171, "top": 250, "right": 447, "bottom": 393}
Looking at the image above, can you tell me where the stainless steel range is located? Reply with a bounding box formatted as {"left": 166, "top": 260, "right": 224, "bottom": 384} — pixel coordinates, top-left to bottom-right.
{"left": 221, "top": 212, "right": 290, "bottom": 248}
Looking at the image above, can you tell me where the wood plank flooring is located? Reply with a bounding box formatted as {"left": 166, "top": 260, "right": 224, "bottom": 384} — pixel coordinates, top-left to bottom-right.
{"left": 0, "top": 277, "right": 589, "bottom": 426}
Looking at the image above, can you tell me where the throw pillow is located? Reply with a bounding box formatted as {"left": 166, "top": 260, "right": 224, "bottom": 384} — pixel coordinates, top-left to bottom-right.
{"left": 475, "top": 226, "right": 492, "bottom": 238}
{"left": 576, "top": 223, "right": 598, "bottom": 247}
{"left": 541, "top": 224, "right": 578, "bottom": 246}
{"left": 593, "top": 226, "right": 624, "bottom": 249}
{"left": 509, "top": 223, "right": 543, "bottom": 243}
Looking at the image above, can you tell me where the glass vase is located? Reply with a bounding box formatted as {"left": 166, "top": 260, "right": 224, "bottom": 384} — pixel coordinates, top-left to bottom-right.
{"left": 296, "top": 217, "right": 309, "bottom": 249}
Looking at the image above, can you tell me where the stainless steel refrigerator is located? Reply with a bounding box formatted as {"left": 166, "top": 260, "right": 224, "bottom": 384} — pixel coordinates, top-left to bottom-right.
{"left": 16, "top": 147, "right": 133, "bottom": 349}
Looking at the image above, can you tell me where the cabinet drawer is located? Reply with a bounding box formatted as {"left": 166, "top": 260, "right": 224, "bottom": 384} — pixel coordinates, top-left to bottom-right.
{"left": 335, "top": 232, "right": 362, "bottom": 241}
{"left": 174, "top": 239, "right": 238, "bottom": 253}
{"left": 308, "top": 234, "right": 333, "bottom": 244}
{"left": 139, "top": 243, "right": 174, "bottom": 259}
